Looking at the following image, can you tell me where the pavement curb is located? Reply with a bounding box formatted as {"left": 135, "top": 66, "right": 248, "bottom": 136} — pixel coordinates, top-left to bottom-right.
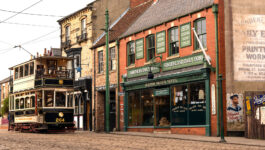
{"left": 110, "top": 132, "right": 265, "bottom": 148}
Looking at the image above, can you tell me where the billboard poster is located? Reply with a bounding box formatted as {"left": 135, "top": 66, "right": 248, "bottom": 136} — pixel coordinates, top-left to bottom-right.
{"left": 226, "top": 93, "right": 244, "bottom": 131}
{"left": 233, "top": 14, "right": 265, "bottom": 81}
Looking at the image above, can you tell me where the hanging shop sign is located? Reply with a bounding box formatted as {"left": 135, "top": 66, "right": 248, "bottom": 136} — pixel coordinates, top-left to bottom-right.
{"left": 153, "top": 88, "right": 169, "bottom": 96}
{"left": 180, "top": 22, "right": 191, "bottom": 48}
{"left": 127, "top": 65, "right": 160, "bottom": 78}
{"left": 156, "top": 31, "right": 166, "bottom": 54}
{"left": 135, "top": 38, "right": 144, "bottom": 59}
{"left": 162, "top": 53, "right": 204, "bottom": 72}
{"left": 253, "top": 95, "right": 265, "bottom": 105}
{"left": 233, "top": 14, "right": 265, "bottom": 81}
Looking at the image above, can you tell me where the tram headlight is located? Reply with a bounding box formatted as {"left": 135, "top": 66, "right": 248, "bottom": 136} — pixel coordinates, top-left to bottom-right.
{"left": 58, "top": 112, "right": 64, "bottom": 118}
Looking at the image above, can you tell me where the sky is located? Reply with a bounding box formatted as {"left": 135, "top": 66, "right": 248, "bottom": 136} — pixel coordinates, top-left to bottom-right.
{"left": 0, "top": 0, "right": 94, "bottom": 80}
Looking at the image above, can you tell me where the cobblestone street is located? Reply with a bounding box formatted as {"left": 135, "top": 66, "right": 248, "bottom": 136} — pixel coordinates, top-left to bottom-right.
{"left": 0, "top": 130, "right": 264, "bottom": 150}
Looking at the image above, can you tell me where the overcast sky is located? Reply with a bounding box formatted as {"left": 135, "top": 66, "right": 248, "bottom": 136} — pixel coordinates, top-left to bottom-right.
{"left": 0, "top": 0, "right": 94, "bottom": 80}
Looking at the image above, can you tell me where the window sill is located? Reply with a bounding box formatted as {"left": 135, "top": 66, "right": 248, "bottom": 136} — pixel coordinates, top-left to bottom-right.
{"left": 193, "top": 48, "right": 207, "bottom": 54}
{"left": 144, "top": 60, "right": 155, "bottom": 65}
{"left": 109, "top": 70, "right": 116, "bottom": 73}
{"left": 126, "top": 64, "right": 136, "bottom": 70}
{"left": 166, "top": 54, "right": 180, "bottom": 60}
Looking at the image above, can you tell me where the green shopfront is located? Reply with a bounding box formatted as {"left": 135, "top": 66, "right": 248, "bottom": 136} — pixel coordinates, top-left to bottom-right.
{"left": 122, "top": 53, "right": 212, "bottom": 136}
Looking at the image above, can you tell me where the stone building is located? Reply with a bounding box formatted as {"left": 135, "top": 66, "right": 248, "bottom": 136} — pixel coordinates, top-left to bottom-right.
{"left": 0, "top": 76, "right": 12, "bottom": 112}
{"left": 118, "top": 0, "right": 225, "bottom": 136}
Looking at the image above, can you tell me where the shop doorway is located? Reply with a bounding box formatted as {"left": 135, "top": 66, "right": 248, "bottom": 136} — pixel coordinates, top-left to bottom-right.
{"left": 109, "top": 91, "right": 116, "bottom": 131}
{"left": 154, "top": 95, "right": 170, "bottom": 127}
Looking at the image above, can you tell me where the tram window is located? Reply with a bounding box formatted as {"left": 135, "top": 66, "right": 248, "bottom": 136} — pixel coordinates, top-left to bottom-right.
{"left": 37, "top": 91, "right": 42, "bottom": 107}
{"left": 67, "top": 94, "right": 73, "bottom": 107}
{"left": 19, "top": 66, "right": 24, "bottom": 78}
{"left": 15, "top": 68, "right": 19, "bottom": 79}
{"left": 55, "top": 92, "right": 66, "bottom": 107}
{"left": 20, "top": 98, "right": 25, "bottom": 109}
{"left": 30, "top": 62, "right": 34, "bottom": 75}
{"left": 25, "top": 64, "right": 29, "bottom": 76}
{"left": 31, "top": 96, "right": 35, "bottom": 108}
{"left": 25, "top": 97, "right": 31, "bottom": 108}
{"left": 44, "top": 91, "right": 54, "bottom": 107}
{"left": 74, "top": 94, "right": 79, "bottom": 114}
{"left": 15, "top": 99, "right": 19, "bottom": 109}
{"left": 80, "top": 98, "right": 84, "bottom": 114}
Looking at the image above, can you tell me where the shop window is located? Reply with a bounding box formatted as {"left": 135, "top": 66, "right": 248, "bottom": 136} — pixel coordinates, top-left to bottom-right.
{"left": 98, "top": 51, "right": 103, "bottom": 73}
{"left": 141, "top": 89, "right": 154, "bottom": 126}
{"left": 127, "top": 41, "right": 135, "bottom": 66}
{"left": 146, "top": 34, "right": 155, "bottom": 61}
{"left": 25, "top": 64, "right": 29, "bottom": 76}
{"left": 19, "top": 66, "right": 24, "bottom": 78}
{"left": 171, "top": 82, "right": 206, "bottom": 125}
{"left": 56, "top": 92, "right": 66, "bottom": 107}
{"left": 110, "top": 47, "right": 116, "bottom": 70}
{"left": 30, "top": 62, "right": 34, "bottom": 75}
{"left": 194, "top": 18, "right": 207, "bottom": 50}
{"left": 15, "top": 99, "right": 19, "bottom": 109}
{"left": 20, "top": 98, "right": 24, "bottom": 109}
{"left": 168, "top": 27, "right": 179, "bottom": 56}
{"left": 44, "top": 91, "right": 54, "bottom": 107}
{"left": 15, "top": 68, "right": 18, "bottom": 79}
{"left": 31, "top": 96, "right": 35, "bottom": 108}
{"left": 25, "top": 97, "right": 31, "bottom": 108}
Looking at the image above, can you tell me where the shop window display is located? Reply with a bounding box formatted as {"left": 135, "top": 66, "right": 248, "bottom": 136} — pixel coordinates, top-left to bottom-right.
{"left": 155, "top": 95, "right": 170, "bottom": 127}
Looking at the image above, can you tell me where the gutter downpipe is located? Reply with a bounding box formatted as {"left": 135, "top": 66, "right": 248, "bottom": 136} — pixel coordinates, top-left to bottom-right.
{"left": 212, "top": 4, "right": 220, "bottom": 137}
{"left": 116, "top": 39, "right": 120, "bottom": 131}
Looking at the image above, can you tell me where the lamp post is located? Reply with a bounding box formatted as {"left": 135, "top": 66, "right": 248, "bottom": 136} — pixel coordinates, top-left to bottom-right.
{"left": 105, "top": 9, "right": 110, "bottom": 133}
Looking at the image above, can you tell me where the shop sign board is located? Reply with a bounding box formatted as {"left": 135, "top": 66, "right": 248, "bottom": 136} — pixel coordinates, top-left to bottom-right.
{"left": 156, "top": 31, "right": 166, "bottom": 54}
{"left": 135, "top": 38, "right": 144, "bottom": 59}
{"left": 233, "top": 14, "right": 265, "bottom": 81}
{"left": 127, "top": 65, "right": 160, "bottom": 78}
{"left": 153, "top": 88, "right": 169, "bottom": 96}
{"left": 180, "top": 22, "right": 191, "bottom": 48}
{"left": 162, "top": 54, "right": 204, "bottom": 72}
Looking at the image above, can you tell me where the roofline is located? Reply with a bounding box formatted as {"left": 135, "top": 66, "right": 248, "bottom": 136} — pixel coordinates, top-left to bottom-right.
{"left": 57, "top": 2, "right": 94, "bottom": 23}
{"left": 120, "top": 4, "right": 213, "bottom": 39}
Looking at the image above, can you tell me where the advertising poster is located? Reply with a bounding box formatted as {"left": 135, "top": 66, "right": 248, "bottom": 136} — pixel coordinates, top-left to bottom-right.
{"left": 226, "top": 93, "right": 244, "bottom": 131}
{"left": 233, "top": 14, "right": 265, "bottom": 81}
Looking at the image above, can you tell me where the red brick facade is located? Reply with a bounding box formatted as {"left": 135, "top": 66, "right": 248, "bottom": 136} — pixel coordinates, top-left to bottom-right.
{"left": 119, "top": 1, "right": 225, "bottom": 136}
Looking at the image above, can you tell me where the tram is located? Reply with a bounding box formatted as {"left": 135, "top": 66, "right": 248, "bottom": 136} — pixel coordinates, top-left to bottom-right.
{"left": 8, "top": 49, "right": 75, "bottom": 132}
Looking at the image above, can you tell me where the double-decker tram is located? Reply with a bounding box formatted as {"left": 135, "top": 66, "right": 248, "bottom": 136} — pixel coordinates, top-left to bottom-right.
{"left": 8, "top": 50, "right": 75, "bottom": 132}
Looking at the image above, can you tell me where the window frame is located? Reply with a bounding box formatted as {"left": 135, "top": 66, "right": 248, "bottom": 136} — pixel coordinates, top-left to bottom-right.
{"left": 146, "top": 34, "right": 155, "bottom": 62}
{"left": 81, "top": 18, "right": 86, "bottom": 35}
{"left": 168, "top": 27, "right": 179, "bottom": 56}
{"left": 127, "top": 41, "right": 135, "bottom": 66}
{"left": 194, "top": 18, "right": 207, "bottom": 50}
{"left": 65, "top": 26, "right": 70, "bottom": 42}
{"left": 98, "top": 51, "right": 103, "bottom": 73}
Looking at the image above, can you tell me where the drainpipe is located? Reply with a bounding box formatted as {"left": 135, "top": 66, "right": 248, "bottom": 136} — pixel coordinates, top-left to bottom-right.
{"left": 93, "top": 45, "right": 96, "bottom": 131}
{"left": 116, "top": 39, "right": 120, "bottom": 131}
{"left": 212, "top": 4, "right": 220, "bottom": 137}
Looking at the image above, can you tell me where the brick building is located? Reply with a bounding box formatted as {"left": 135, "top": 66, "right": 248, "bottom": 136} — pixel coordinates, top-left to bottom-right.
{"left": 118, "top": 0, "right": 225, "bottom": 136}
{"left": 0, "top": 76, "right": 12, "bottom": 110}
{"left": 91, "top": 0, "right": 152, "bottom": 132}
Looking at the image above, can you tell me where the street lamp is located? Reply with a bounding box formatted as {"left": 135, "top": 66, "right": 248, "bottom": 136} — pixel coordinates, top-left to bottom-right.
{"left": 147, "top": 55, "right": 162, "bottom": 80}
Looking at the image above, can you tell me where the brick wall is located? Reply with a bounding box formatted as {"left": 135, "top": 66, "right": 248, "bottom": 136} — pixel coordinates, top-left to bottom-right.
{"left": 130, "top": 0, "right": 151, "bottom": 8}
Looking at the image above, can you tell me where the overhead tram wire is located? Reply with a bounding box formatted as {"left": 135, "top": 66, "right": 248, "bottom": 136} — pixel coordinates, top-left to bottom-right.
{"left": 2, "top": 21, "right": 58, "bottom": 28}
{"left": 0, "top": 8, "right": 64, "bottom": 18}
{"left": 0, "top": 0, "right": 43, "bottom": 24}
{"left": 21, "top": 29, "right": 60, "bottom": 45}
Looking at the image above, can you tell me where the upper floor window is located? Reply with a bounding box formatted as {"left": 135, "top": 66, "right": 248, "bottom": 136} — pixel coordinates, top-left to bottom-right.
{"left": 15, "top": 68, "right": 18, "bottom": 79}
{"left": 81, "top": 18, "right": 86, "bottom": 34}
{"left": 169, "top": 27, "right": 179, "bottom": 56}
{"left": 19, "top": 66, "right": 24, "bottom": 78}
{"left": 25, "top": 64, "right": 29, "bottom": 76}
{"left": 30, "top": 62, "right": 34, "bottom": 75}
{"left": 127, "top": 41, "right": 135, "bottom": 66}
{"left": 194, "top": 18, "right": 206, "bottom": 50}
{"left": 146, "top": 34, "right": 155, "bottom": 61}
{"left": 110, "top": 47, "right": 116, "bottom": 70}
{"left": 98, "top": 51, "right": 103, "bottom": 73}
{"left": 65, "top": 26, "right": 70, "bottom": 41}
{"left": 74, "top": 55, "right": 80, "bottom": 69}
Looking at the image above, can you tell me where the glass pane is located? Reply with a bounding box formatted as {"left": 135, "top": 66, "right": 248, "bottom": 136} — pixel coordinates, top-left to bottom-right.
{"left": 202, "top": 19, "right": 206, "bottom": 34}
{"left": 44, "top": 91, "right": 54, "bottom": 107}
{"left": 171, "top": 85, "right": 188, "bottom": 125}
{"left": 128, "top": 91, "right": 141, "bottom": 126}
{"left": 31, "top": 96, "right": 35, "bottom": 108}
{"left": 20, "top": 98, "right": 24, "bottom": 109}
{"left": 203, "top": 34, "right": 207, "bottom": 48}
{"left": 68, "top": 94, "right": 73, "bottom": 107}
{"left": 188, "top": 82, "right": 206, "bottom": 125}
{"left": 15, "top": 68, "right": 18, "bottom": 79}
{"left": 25, "top": 64, "right": 29, "bottom": 76}
{"left": 15, "top": 99, "right": 19, "bottom": 109}
{"left": 20, "top": 66, "right": 24, "bottom": 78}
{"left": 55, "top": 92, "right": 66, "bottom": 107}
{"left": 25, "top": 97, "right": 30, "bottom": 108}
{"left": 154, "top": 95, "right": 170, "bottom": 127}
{"left": 141, "top": 89, "right": 154, "bottom": 126}
{"left": 30, "top": 62, "right": 34, "bottom": 75}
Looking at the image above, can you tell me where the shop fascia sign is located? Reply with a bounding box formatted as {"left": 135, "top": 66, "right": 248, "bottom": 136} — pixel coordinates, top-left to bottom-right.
{"left": 127, "top": 53, "right": 204, "bottom": 78}
{"left": 153, "top": 88, "right": 170, "bottom": 96}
